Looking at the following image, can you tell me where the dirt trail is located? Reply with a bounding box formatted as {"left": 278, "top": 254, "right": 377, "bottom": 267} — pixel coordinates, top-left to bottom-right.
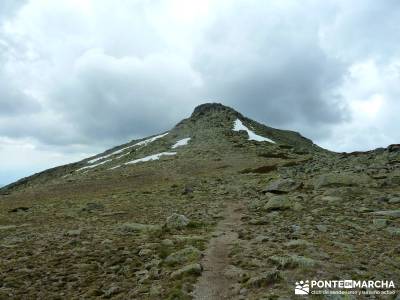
{"left": 192, "top": 201, "right": 243, "bottom": 300}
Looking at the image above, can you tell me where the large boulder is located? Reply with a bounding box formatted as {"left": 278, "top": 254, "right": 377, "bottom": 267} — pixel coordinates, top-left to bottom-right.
{"left": 164, "top": 246, "right": 201, "bottom": 266}
{"left": 263, "top": 195, "right": 292, "bottom": 211}
{"left": 263, "top": 178, "right": 301, "bottom": 194}
{"left": 166, "top": 213, "right": 190, "bottom": 229}
{"left": 313, "top": 173, "right": 371, "bottom": 189}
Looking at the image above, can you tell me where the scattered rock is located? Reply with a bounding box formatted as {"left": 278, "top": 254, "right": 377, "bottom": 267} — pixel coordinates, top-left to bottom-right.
{"left": 370, "top": 210, "right": 400, "bottom": 218}
{"left": 81, "top": 202, "right": 104, "bottom": 212}
{"left": 138, "top": 248, "right": 153, "bottom": 257}
{"left": 263, "top": 195, "right": 292, "bottom": 211}
{"left": 66, "top": 229, "right": 82, "bottom": 237}
{"left": 246, "top": 270, "right": 282, "bottom": 288}
{"left": 0, "top": 225, "right": 17, "bottom": 231}
{"left": 254, "top": 235, "right": 269, "bottom": 243}
{"left": 263, "top": 178, "right": 301, "bottom": 194}
{"left": 321, "top": 196, "right": 342, "bottom": 203}
{"left": 284, "top": 239, "right": 313, "bottom": 248}
{"left": 166, "top": 213, "right": 190, "bottom": 229}
{"left": 8, "top": 207, "right": 30, "bottom": 213}
{"left": 170, "top": 263, "right": 202, "bottom": 279}
{"left": 161, "top": 239, "right": 174, "bottom": 247}
{"left": 182, "top": 186, "right": 194, "bottom": 195}
{"left": 372, "top": 219, "right": 388, "bottom": 229}
{"left": 103, "top": 284, "right": 120, "bottom": 298}
{"left": 389, "top": 197, "right": 400, "bottom": 204}
{"left": 269, "top": 255, "right": 317, "bottom": 269}
{"left": 118, "top": 223, "right": 161, "bottom": 233}
{"left": 224, "top": 265, "right": 247, "bottom": 281}
{"left": 164, "top": 246, "right": 201, "bottom": 266}
{"left": 249, "top": 218, "right": 269, "bottom": 225}
{"left": 172, "top": 235, "right": 205, "bottom": 243}
{"left": 313, "top": 173, "right": 370, "bottom": 189}
{"left": 386, "top": 227, "right": 400, "bottom": 236}
{"left": 149, "top": 285, "right": 162, "bottom": 297}
{"left": 316, "top": 224, "right": 328, "bottom": 233}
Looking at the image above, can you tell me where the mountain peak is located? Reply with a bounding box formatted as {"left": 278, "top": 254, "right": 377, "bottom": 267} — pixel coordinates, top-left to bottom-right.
{"left": 191, "top": 102, "right": 241, "bottom": 118}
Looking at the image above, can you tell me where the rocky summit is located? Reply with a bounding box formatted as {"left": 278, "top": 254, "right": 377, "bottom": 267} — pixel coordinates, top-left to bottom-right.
{"left": 0, "top": 103, "right": 399, "bottom": 299}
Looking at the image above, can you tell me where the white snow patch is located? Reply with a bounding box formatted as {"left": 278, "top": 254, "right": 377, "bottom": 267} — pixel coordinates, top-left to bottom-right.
{"left": 87, "top": 152, "right": 115, "bottom": 164}
{"left": 125, "top": 152, "right": 176, "bottom": 165}
{"left": 76, "top": 159, "right": 113, "bottom": 172}
{"left": 109, "top": 165, "right": 121, "bottom": 170}
{"left": 134, "top": 132, "right": 169, "bottom": 147}
{"left": 233, "top": 119, "right": 275, "bottom": 143}
{"left": 86, "top": 132, "right": 169, "bottom": 164}
{"left": 172, "top": 137, "right": 191, "bottom": 149}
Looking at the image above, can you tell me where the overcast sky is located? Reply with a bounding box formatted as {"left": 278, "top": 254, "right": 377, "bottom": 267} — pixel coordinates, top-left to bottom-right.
{"left": 1, "top": 0, "right": 400, "bottom": 185}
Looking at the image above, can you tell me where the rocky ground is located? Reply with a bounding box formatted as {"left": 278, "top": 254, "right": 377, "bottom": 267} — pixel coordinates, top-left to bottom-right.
{"left": 0, "top": 104, "right": 399, "bottom": 299}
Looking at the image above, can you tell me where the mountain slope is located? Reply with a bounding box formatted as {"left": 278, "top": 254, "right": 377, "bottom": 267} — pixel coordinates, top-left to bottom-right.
{"left": 0, "top": 103, "right": 323, "bottom": 194}
{"left": 0, "top": 103, "right": 399, "bottom": 299}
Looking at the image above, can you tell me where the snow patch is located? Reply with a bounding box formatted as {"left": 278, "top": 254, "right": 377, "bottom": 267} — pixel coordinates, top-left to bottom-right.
{"left": 233, "top": 119, "right": 275, "bottom": 143}
{"left": 86, "top": 132, "right": 169, "bottom": 164}
{"left": 125, "top": 152, "right": 176, "bottom": 165}
{"left": 134, "top": 132, "right": 169, "bottom": 147}
{"left": 109, "top": 165, "right": 121, "bottom": 170}
{"left": 172, "top": 137, "right": 191, "bottom": 149}
{"left": 76, "top": 159, "right": 113, "bottom": 172}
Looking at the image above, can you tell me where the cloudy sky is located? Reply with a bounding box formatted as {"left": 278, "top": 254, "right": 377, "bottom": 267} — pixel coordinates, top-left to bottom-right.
{"left": 1, "top": 0, "right": 399, "bottom": 185}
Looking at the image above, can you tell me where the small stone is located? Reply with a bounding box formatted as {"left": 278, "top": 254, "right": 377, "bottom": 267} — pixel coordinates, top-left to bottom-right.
{"left": 173, "top": 235, "right": 205, "bottom": 243}
{"left": 292, "top": 203, "right": 304, "bottom": 211}
{"left": 316, "top": 225, "right": 328, "bottom": 233}
{"left": 254, "top": 235, "right": 269, "bottom": 243}
{"left": 285, "top": 239, "right": 313, "bottom": 248}
{"left": 170, "top": 263, "right": 202, "bottom": 279}
{"left": 66, "top": 229, "right": 82, "bottom": 237}
{"left": 386, "top": 227, "right": 400, "bottom": 236}
{"left": 166, "top": 213, "right": 190, "bottom": 229}
{"left": 161, "top": 239, "right": 174, "bottom": 247}
{"left": 246, "top": 270, "right": 282, "bottom": 288}
{"left": 372, "top": 219, "right": 388, "bottom": 229}
{"left": 82, "top": 202, "right": 104, "bottom": 212}
{"left": 138, "top": 248, "right": 153, "bottom": 257}
{"left": 388, "top": 197, "right": 400, "bottom": 204}
{"left": 357, "top": 207, "right": 373, "bottom": 213}
{"left": 321, "top": 196, "right": 342, "bottom": 203}
{"left": 224, "top": 265, "right": 247, "bottom": 281}
{"left": 371, "top": 210, "right": 400, "bottom": 218}
{"left": 0, "top": 225, "right": 17, "bottom": 231}
{"left": 149, "top": 285, "right": 162, "bottom": 297}
{"left": 8, "top": 207, "right": 30, "bottom": 213}
{"left": 103, "top": 285, "right": 120, "bottom": 298}
{"left": 118, "top": 223, "right": 161, "bottom": 233}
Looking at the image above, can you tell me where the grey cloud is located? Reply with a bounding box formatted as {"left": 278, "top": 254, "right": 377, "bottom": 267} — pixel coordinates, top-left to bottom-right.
{"left": 0, "top": 79, "right": 41, "bottom": 116}
{"left": 49, "top": 50, "right": 201, "bottom": 144}
{"left": 320, "top": 0, "right": 400, "bottom": 63}
{"left": 193, "top": 1, "right": 350, "bottom": 138}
